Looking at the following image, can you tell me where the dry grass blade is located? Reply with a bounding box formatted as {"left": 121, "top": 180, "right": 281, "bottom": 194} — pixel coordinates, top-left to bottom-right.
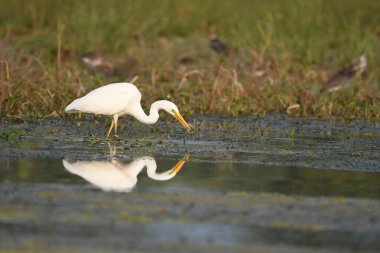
{"left": 129, "top": 76, "right": 139, "bottom": 84}
{"left": 178, "top": 70, "right": 203, "bottom": 88}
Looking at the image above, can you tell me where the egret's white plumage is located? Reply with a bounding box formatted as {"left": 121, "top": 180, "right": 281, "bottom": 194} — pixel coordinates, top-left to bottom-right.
{"left": 63, "top": 156, "right": 188, "bottom": 193}
{"left": 65, "top": 82, "right": 192, "bottom": 136}
{"left": 66, "top": 83, "right": 140, "bottom": 115}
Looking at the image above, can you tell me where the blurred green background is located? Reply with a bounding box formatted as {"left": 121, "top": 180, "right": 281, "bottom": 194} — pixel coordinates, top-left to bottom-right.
{"left": 1, "top": 0, "right": 379, "bottom": 61}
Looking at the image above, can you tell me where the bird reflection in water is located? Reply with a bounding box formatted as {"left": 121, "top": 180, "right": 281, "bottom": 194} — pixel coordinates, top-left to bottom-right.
{"left": 63, "top": 154, "right": 189, "bottom": 193}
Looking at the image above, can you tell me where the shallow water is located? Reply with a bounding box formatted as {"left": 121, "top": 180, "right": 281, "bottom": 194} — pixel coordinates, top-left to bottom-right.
{"left": 1, "top": 116, "right": 380, "bottom": 252}
{"left": 2, "top": 156, "right": 380, "bottom": 198}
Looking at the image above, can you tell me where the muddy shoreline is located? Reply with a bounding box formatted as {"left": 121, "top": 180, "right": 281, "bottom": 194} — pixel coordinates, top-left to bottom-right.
{"left": 1, "top": 115, "right": 379, "bottom": 171}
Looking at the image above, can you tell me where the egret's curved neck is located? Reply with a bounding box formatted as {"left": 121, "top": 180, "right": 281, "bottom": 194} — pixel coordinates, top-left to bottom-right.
{"left": 146, "top": 158, "right": 176, "bottom": 181}
{"left": 131, "top": 101, "right": 163, "bottom": 124}
{"left": 124, "top": 156, "right": 175, "bottom": 181}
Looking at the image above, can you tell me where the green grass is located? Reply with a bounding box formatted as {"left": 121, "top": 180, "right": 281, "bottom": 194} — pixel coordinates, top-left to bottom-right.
{"left": 0, "top": 0, "right": 379, "bottom": 118}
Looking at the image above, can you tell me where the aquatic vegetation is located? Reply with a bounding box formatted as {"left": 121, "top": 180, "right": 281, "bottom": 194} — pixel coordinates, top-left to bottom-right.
{"left": 287, "top": 128, "right": 297, "bottom": 138}
{"left": 0, "top": 126, "right": 24, "bottom": 143}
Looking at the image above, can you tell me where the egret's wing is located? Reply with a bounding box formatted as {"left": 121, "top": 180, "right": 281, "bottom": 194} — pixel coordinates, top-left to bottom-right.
{"left": 65, "top": 83, "right": 141, "bottom": 115}
{"left": 63, "top": 160, "right": 136, "bottom": 192}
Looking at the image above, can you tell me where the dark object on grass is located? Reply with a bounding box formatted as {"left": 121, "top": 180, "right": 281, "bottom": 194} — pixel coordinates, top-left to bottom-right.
{"left": 80, "top": 52, "right": 115, "bottom": 76}
{"left": 321, "top": 55, "right": 367, "bottom": 93}
{"left": 179, "top": 55, "right": 196, "bottom": 64}
{"left": 209, "top": 34, "right": 228, "bottom": 55}
{"left": 114, "top": 55, "right": 139, "bottom": 77}
{"left": 80, "top": 52, "right": 139, "bottom": 77}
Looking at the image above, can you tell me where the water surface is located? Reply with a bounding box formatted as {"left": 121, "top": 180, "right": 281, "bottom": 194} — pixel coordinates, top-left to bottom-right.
{"left": 1, "top": 156, "right": 380, "bottom": 199}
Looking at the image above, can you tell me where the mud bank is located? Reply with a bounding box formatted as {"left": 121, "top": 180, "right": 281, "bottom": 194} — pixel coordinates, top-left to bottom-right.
{"left": 1, "top": 115, "right": 379, "bottom": 171}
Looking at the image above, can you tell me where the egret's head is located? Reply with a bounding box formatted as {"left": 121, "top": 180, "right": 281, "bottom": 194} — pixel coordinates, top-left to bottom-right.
{"left": 158, "top": 101, "right": 193, "bottom": 132}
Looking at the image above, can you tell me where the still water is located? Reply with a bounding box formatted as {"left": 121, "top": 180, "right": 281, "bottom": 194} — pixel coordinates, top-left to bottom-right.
{"left": 1, "top": 155, "right": 380, "bottom": 252}
{"left": 2, "top": 155, "right": 380, "bottom": 198}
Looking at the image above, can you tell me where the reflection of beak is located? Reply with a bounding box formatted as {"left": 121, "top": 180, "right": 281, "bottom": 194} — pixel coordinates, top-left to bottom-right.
{"left": 173, "top": 111, "right": 194, "bottom": 132}
{"left": 169, "top": 154, "right": 190, "bottom": 175}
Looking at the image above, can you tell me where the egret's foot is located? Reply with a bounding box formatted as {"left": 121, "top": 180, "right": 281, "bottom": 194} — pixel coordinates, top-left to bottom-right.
{"left": 106, "top": 134, "right": 119, "bottom": 139}
{"left": 188, "top": 124, "right": 196, "bottom": 132}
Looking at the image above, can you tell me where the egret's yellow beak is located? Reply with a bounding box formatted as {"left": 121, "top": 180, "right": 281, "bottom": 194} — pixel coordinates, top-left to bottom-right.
{"left": 169, "top": 155, "right": 190, "bottom": 175}
{"left": 173, "top": 111, "right": 193, "bottom": 132}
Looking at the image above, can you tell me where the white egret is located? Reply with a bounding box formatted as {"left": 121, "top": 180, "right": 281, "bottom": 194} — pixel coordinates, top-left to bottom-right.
{"left": 65, "top": 82, "right": 192, "bottom": 137}
{"left": 63, "top": 155, "right": 189, "bottom": 193}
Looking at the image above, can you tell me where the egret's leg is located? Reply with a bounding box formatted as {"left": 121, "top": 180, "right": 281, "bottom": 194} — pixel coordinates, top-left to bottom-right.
{"left": 108, "top": 141, "right": 116, "bottom": 157}
{"left": 113, "top": 114, "right": 119, "bottom": 136}
{"left": 107, "top": 119, "right": 115, "bottom": 137}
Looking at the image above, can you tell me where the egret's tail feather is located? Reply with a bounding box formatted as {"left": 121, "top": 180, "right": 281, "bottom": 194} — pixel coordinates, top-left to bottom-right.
{"left": 65, "top": 109, "right": 77, "bottom": 114}
{"left": 65, "top": 100, "right": 80, "bottom": 113}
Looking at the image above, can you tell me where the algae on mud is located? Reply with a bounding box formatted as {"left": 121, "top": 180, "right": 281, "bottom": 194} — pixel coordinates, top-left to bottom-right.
{"left": 1, "top": 182, "right": 380, "bottom": 252}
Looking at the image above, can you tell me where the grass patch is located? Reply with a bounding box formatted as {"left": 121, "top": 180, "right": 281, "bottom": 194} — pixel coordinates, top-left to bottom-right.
{"left": 0, "top": 0, "right": 379, "bottom": 118}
